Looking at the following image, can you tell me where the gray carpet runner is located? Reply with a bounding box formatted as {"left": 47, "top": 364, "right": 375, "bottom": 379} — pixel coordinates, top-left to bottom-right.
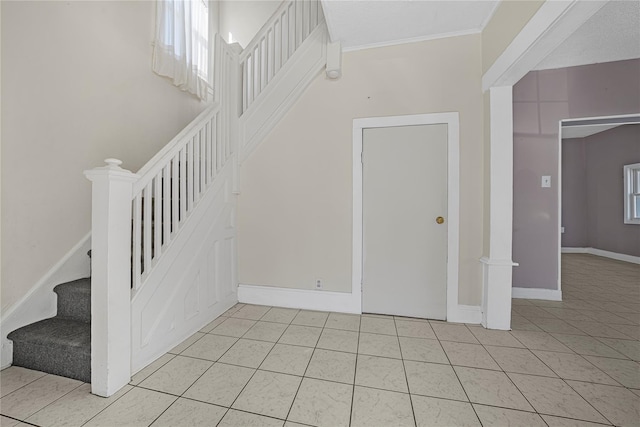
{"left": 7, "top": 278, "right": 91, "bottom": 382}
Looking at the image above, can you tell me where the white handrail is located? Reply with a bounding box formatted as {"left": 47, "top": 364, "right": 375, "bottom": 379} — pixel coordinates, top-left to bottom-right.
{"left": 239, "top": 0, "right": 324, "bottom": 114}
{"left": 133, "top": 105, "right": 219, "bottom": 195}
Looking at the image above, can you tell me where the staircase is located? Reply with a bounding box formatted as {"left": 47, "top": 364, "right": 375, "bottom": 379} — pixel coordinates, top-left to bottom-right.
{"left": 7, "top": 277, "right": 91, "bottom": 382}
{"left": 3, "top": 0, "right": 330, "bottom": 396}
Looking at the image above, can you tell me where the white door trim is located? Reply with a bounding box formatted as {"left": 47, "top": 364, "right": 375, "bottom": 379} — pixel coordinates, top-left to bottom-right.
{"left": 353, "top": 113, "right": 460, "bottom": 321}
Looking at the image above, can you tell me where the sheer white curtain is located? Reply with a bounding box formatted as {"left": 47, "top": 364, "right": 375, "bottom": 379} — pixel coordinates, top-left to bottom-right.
{"left": 153, "top": 0, "right": 211, "bottom": 100}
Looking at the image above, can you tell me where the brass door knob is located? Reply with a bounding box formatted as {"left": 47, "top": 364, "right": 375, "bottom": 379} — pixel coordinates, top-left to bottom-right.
{"left": 436, "top": 216, "right": 445, "bottom": 224}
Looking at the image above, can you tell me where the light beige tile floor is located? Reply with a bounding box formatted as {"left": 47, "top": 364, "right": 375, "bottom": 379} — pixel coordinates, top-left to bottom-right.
{"left": 1, "top": 254, "right": 638, "bottom": 426}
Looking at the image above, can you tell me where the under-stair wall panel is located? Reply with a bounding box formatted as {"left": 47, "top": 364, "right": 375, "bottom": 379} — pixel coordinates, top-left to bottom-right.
{"left": 131, "top": 160, "right": 237, "bottom": 374}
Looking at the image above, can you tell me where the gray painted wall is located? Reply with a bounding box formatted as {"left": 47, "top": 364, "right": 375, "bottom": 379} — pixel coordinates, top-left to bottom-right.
{"left": 562, "top": 125, "right": 640, "bottom": 256}
{"left": 512, "top": 59, "right": 640, "bottom": 290}
{"left": 561, "top": 139, "right": 588, "bottom": 247}
{"left": 585, "top": 125, "right": 640, "bottom": 256}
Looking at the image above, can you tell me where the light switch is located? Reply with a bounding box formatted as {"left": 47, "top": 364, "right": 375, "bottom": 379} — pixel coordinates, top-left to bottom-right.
{"left": 541, "top": 175, "right": 551, "bottom": 188}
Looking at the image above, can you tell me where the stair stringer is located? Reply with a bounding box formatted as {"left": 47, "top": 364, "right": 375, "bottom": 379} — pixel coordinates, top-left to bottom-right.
{"left": 0, "top": 234, "right": 91, "bottom": 369}
{"left": 130, "top": 158, "right": 237, "bottom": 374}
{"left": 238, "top": 23, "right": 328, "bottom": 164}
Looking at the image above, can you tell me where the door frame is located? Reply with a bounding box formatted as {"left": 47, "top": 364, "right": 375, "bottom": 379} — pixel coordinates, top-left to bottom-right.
{"left": 353, "top": 113, "right": 460, "bottom": 320}
{"left": 558, "top": 114, "right": 640, "bottom": 286}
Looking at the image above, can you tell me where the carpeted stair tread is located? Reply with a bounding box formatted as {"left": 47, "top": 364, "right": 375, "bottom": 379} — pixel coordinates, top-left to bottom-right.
{"left": 8, "top": 317, "right": 91, "bottom": 352}
{"left": 54, "top": 278, "right": 91, "bottom": 323}
{"left": 54, "top": 278, "right": 90, "bottom": 295}
{"left": 8, "top": 317, "right": 91, "bottom": 382}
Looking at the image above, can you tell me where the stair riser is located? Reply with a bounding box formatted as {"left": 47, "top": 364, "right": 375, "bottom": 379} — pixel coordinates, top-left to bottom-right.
{"left": 12, "top": 341, "right": 90, "bottom": 383}
{"left": 55, "top": 289, "right": 91, "bottom": 323}
{"left": 53, "top": 278, "right": 91, "bottom": 323}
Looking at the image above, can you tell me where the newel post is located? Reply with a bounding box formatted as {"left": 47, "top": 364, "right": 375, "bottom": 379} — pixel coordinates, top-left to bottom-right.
{"left": 84, "top": 159, "right": 139, "bottom": 397}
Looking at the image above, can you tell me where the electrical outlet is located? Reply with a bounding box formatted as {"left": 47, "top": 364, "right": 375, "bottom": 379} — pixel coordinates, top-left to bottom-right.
{"left": 315, "top": 279, "right": 322, "bottom": 289}
{"left": 541, "top": 175, "right": 551, "bottom": 188}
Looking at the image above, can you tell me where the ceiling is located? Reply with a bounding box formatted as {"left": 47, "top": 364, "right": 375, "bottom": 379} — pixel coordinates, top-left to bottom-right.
{"left": 534, "top": 0, "right": 640, "bottom": 71}
{"left": 320, "top": 0, "right": 640, "bottom": 70}
{"left": 321, "top": 0, "right": 500, "bottom": 51}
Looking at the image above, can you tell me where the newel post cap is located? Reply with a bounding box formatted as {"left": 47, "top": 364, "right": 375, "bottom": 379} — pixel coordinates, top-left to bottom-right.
{"left": 84, "top": 158, "right": 139, "bottom": 182}
{"left": 104, "top": 158, "right": 123, "bottom": 169}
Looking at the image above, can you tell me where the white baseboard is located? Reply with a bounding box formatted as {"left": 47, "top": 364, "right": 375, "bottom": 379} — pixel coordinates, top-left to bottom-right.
{"left": 1, "top": 234, "right": 92, "bottom": 368}
{"left": 562, "top": 247, "right": 640, "bottom": 264}
{"left": 512, "top": 287, "right": 562, "bottom": 301}
{"left": 237, "top": 284, "right": 361, "bottom": 314}
{"left": 238, "top": 283, "right": 482, "bottom": 324}
{"left": 447, "top": 304, "right": 482, "bottom": 324}
{"left": 561, "top": 247, "right": 589, "bottom": 254}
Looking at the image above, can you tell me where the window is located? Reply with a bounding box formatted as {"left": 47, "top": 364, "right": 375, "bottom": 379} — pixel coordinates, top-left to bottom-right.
{"left": 624, "top": 163, "right": 640, "bottom": 224}
{"left": 153, "top": 0, "right": 211, "bottom": 100}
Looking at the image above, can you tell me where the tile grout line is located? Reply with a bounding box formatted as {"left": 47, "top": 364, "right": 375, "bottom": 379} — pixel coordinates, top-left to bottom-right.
{"left": 561, "top": 376, "right": 621, "bottom": 426}
{"left": 394, "top": 316, "right": 419, "bottom": 427}
{"left": 479, "top": 318, "right": 618, "bottom": 425}
{"left": 442, "top": 325, "right": 485, "bottom": 426}
{"left": 135, "top": 301, "right": 252, "bottom": 426}
{"left": 212, "top": 306, "right": 296, "bottom": 425}
{"left": 12, "top": 375, "right": 86, "bottom": 425}
{"left": 212, "top": 306, "right": 280, "bottom": 424}
{"left": 0, "top": 371, "right": 47, "bottom": 401}
{"left": 348, "top": 312, "right": 362, "bottom": 427}
{"left": 148, "top": 304, "right": 628, "bottom": 424}
{"left": 79, "top": 384, "right": 137, "bottom": 426}
{"left": 282, "top": 310, "right": 329, "bottom": 423}
{"left": 478, "top": 331, "right": 545, "bottom": 420}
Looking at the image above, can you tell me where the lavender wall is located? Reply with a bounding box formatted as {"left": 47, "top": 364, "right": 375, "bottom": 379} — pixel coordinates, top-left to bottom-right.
{"left": 512, "top": 59, "right": 640, "bottom": 290}
{"left": 585, "top": 125, "right": 640, "bottom": 256}
{"left": 562, "top": 125, "right": 640, "bottom": 256}
{"left": 561, "top": 140, "right": 587, "bottom": 247}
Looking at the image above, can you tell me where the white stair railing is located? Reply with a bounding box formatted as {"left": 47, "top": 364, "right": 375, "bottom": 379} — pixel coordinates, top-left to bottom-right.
{"left": 86, "top": 34, "right": 239, "bottom": 397}
{"left": 240, "top": 0, "right": 324, "bottom": 114}
{"left": 130, "top": 105, "right": 223, "bottom": 290}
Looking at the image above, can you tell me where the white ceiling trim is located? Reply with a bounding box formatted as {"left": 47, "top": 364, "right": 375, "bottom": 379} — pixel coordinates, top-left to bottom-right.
{"left": 561, "top": 124, "right": 621, "bottom": 139}
{"left": 342, "top": 28, "right": 481, "bottom": 53}
{"left": 562, "top": 113, "right": 640, "bottom": 125}
{"left": 561, "top": 114, "right": 640, "bottom": 138}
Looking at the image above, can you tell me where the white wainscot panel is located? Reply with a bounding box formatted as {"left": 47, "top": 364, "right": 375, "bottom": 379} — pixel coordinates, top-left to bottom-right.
{"left": 131, "top": 162, "right": 238, "bottom": 374}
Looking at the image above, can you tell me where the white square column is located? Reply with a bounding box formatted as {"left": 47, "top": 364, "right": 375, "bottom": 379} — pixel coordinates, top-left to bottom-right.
{"left": 481, "top": 86, "right": 518, "bottom": 330}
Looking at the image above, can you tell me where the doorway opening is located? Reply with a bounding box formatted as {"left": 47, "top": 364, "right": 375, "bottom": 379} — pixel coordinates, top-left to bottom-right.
{"left": 558, "top": 114, "right": 640, "bottom": 284}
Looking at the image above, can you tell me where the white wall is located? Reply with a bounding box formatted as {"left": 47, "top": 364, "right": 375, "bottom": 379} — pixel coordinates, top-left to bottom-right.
{"left": 219, "top": 0, "right": 281, "bottom": 47}
{"left": 238, "top": 34, "right": 485, "bottom": 306}
{"left": 1, "top": 1, "right": 206, "bottom": 313}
